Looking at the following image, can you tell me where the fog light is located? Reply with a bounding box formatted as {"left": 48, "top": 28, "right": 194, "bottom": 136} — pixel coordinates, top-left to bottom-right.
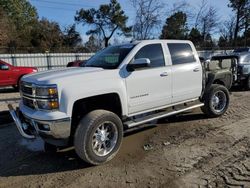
{"left": 22, "top": 123, "right": 29, "bottom": 131}
{"left": 49, "top": 101, "right": 59, "bottom": 109}
{"left": 43, "top": 124, "right": 50, "bottom": 131}
{"left": 37, "top": 123, "right": 50, "bottom": 131}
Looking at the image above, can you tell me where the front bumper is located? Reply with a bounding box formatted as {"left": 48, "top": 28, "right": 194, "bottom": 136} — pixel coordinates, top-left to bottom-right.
{"left": 8, "top": 104, "right": 71, "bottom": 141}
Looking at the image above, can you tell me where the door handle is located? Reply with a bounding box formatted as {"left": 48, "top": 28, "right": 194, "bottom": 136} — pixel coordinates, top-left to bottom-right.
{"left": 160, "top": 72, "right": 168, "bottom": 77}
{"left": 193, "top": 68, "right": 200, "bottom": 72}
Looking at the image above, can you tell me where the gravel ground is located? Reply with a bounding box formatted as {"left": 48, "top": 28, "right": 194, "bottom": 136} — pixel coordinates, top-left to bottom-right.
{"left": 0, "top": 87, "right": 20, "bottom": 112}
{"left": 0, "top": 89, "right": 249, "bottom": 188}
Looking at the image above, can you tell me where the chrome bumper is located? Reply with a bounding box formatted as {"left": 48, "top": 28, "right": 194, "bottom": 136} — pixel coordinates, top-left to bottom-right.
{"left": 8, "top": 104, "right": 71, "bottom": 140}
{"left": 8, "top": 104, "right": 35, "bottom": 139}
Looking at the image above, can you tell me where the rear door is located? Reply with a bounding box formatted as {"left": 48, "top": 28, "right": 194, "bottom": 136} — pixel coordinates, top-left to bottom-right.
{"left": 167, "top": 42, "right": 202, "bottom": 103}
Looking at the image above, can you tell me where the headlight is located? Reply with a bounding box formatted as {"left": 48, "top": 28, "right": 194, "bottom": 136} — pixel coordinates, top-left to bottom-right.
{"left": 36, "top": 99, "right": 59, "bottom": 110}
{"left": 36, "top": 85, "right": 58, "bottom": 97}
{"left": 21, "top": 82, "right": 59, "bottom": 111}
{"left": 35, "top": 85, "right": 59, "bottom": 110}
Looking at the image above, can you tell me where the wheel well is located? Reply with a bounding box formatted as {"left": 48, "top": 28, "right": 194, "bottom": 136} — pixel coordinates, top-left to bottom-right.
{"left": 70, "top": 93, "right": 122, "bottom": 137}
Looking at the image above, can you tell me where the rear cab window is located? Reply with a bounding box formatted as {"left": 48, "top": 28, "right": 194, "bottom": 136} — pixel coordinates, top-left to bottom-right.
{"left": 167, "top": 43, "right": 196, "bottom": 65}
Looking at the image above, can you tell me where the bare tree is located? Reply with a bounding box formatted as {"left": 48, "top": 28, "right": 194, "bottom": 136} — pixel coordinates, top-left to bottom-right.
{"left": 171, "top": 1, "right": 189, "bottom": 12}
{"left": 170, "top": 0, "right": 194, "bottom": 18}
{"left": 131, "top": 0, "right": 163, "bottom": 40}
{"left": 194, "top": 0, "right": 207, "bottom": 28}
{"left": 243, "top": 1, "right": 250, "bottom": 46}
{"left": 219, "top": 16, "right": 236, "bottom": 44}
{"left": 195, "top": 0, "right": 219, "bottom": 40}
{"left": 228, "top": 0, "right": 249, "bottom": 46}
{"left": 201, "top": 6, "right": 219, "bottom": 39}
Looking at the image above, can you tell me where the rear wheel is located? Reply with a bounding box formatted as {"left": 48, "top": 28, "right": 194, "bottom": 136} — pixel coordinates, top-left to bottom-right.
{"left": 201, "top": 84, "right": 229, "bottom": 118}
{"left": 74, "top": 110, "right": 123, "bottom": 165}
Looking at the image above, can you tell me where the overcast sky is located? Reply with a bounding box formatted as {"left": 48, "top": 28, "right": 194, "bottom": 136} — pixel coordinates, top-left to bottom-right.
{"left": 29, "top": 0, "right": 233, "bottom": 42}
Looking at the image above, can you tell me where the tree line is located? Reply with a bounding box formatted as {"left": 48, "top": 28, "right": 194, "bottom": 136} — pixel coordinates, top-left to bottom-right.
{"left": 0, "top": 0, "right": 249, "bottom": 53}
{"left": 0, "top": 0, "right": 85, "bottom": 53}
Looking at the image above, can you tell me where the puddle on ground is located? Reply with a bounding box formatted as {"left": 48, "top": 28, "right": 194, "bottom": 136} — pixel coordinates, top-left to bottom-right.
{"left": 19, "top": 138, "right": 44, "bottom": 152}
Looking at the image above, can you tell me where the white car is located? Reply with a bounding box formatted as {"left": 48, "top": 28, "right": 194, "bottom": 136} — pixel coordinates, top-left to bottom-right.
{"left": 9, "top": 40, "right": 230, "bottom": 165}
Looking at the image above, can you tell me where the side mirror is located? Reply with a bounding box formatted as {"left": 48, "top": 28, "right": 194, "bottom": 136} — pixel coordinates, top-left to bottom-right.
{"left": 127, "top": 58, "right": 151, "bottom": 71}
{"left": 0, "top": 65, "right": 9, "bottom": 70}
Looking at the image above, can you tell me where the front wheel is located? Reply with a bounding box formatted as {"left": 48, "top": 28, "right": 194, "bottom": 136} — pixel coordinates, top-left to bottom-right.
{"left": 201, "top": 84, "right": 230, "bottom": 118}
{"left": 74, "top": 110, "right": 123, "bottom": 165}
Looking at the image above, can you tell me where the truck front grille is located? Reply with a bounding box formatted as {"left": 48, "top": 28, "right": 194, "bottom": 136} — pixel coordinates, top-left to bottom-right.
{"left": 20, "top": 82, "right": 35, "bottom": 109}
{"left": 22, "top": 97, "right": 35, "bottom": 109}
{"left": 21, "top": 82, "right": 33, "bottom": 96}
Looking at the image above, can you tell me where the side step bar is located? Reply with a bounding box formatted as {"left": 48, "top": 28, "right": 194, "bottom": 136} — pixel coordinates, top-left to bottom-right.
{"left": 124, "top": 103, "right": 204, "bottom": 128}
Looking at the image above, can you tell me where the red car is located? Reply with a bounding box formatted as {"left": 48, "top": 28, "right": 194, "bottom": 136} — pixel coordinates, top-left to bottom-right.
{"left": 0, "top": 60, "right": 38, "bottom": 90}
{"left": 66, "top": 60, "right": 87, "bottom": 67}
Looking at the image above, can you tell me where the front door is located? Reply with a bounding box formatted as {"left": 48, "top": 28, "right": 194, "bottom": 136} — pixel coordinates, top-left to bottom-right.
{"left": 125, "top": 43, "right": 172, "bottom": 115}
{"left": 0, "top": 62, "right": 12, "bottom": 86}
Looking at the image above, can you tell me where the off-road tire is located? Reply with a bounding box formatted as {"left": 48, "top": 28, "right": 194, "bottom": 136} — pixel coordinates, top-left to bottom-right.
{"left": 201, "top": 84, "right": 230, "bottom": 118}
{"left": 74, "top": 110, "right": 123, "bottom": 165}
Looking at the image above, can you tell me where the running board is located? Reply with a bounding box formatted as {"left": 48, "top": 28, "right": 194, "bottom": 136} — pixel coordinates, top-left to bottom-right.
{"left": 124, "top": 103, "right": 204, "bottom": 128}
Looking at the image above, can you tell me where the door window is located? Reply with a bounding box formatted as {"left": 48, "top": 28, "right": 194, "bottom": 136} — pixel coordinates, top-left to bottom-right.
{"left": 134, "top": 44, "right": 165, "bottom": 68}
{"left": 168, "top": 43, "right": 195, "bottom": 65}
{"left": 0, "top": 62, "right": 9, "bottom": 70}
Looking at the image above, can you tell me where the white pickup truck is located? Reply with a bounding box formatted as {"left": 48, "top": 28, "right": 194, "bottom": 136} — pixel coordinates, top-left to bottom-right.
{"left": 9, "top": 40, "right": 230, "bottom": 165}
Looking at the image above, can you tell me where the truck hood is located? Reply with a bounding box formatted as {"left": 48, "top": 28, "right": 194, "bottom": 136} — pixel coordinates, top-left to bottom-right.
{"left": 22, "top": 67, "right": 104, "bottom": 84}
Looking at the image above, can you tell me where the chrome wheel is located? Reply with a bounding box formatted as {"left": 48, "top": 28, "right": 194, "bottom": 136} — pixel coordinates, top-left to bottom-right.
{"left": 92, "top": 121, "right": 118, "bottom": 157}
{"left": 211, "top": 91, "right": 227, "bottom": 113}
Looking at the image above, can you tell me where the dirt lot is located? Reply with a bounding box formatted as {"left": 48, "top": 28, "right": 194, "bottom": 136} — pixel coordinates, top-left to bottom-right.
{"left": 0, "top": 88, "right": 20, "bottom": 112}
{"left": 0, "top": 88, "right": 250, "bottom": 188}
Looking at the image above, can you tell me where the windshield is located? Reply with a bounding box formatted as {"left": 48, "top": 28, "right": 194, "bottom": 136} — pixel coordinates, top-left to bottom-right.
{"left": 84, "top": 44, "right": 135, "bottom": 69}
{"left": 240, "top": 54, "right": 250, "bottom": 64}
